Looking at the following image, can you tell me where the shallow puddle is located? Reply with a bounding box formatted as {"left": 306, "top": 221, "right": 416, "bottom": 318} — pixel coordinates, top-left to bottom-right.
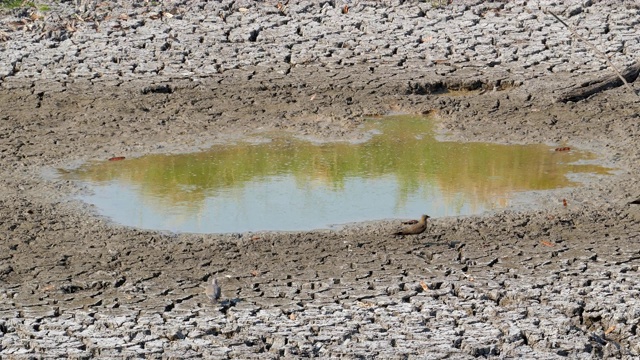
{"left": 59, "top": 115, "right": 612, "bottom": 233}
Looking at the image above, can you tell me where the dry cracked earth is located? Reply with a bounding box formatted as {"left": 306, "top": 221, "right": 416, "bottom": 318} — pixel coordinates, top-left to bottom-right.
{"left": 1, "top": 0, "right": 640, "bottom": 358}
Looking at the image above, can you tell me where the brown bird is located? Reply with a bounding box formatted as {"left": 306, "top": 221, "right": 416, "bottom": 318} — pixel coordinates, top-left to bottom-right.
{"left": 393, "top": 215, "right": 430, "bottom": 235}
{"left": 204, "top": 278, "right": 221, "bottom": 303}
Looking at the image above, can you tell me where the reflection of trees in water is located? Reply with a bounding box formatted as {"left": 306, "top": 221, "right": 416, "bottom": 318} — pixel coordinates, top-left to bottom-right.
{"left": 64, "top": 115, "right": 611, "bottom": 213}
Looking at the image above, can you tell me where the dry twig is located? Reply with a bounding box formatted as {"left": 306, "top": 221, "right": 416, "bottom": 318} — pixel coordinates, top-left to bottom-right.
{"left": 545, "top": 9, "right": 639, "bottom": 99}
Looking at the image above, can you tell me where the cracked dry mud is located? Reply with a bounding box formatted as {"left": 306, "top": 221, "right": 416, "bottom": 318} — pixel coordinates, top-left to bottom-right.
{"left": 1, "top": 0, "right": 640, "bottom": 358}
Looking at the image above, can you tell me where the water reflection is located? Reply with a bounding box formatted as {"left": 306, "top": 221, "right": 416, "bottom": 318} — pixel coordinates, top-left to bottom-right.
{"left": 60, "top": 115, "right": 612, "bottom": 233}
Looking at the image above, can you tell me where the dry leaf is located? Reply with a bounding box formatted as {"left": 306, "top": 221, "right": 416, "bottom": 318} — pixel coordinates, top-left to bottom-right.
{"left": 118, "top": 13, "right": 129, "bottom": 20}
{"left": 342, "top": 5, "right": 349, "bottom": 14}
{"left": 238, "top": 7, "right": 248, "bottom": 12}
{"left": 357, "top": 301, "right": 374, "bottom": 308}
{"left": 421, "top": 36, "right": 433, "bottom": 43}
{"left": 541, "top": 240, "right": 555, "bottom": 247}
{"left": 251, "top": 236, "right": 261, "bottom": 241}
{"left": 604, "top": 325, "right": 616, "bottom": 334}
{"left": 562, "top": 199, "right": 567, "bottom": 207}
{"left": 66, "top": 21, "right": 77, "bottom": 33}
{"left": 8, "top": 21, "right": 26, "bottom": 30}
{"left": 309, "top": 94, "right": 316, "bottom": 101}
{"left": 462, "top": 273, "right": 475, "bottom": 281}
{"left": 108, "top": 156, "right": 125, "bottom": 161}
{"left": 419, "top": 280, "right": 429, "bottom": 291}
{"left": 289, "top": 313, "right": 297, "bottom": 320}
{"left": 42, "top": 284, "right": 56, "bottom": 292}
{"left": 276, "top": 1, "right": 288, "bottom": 14}
{"left": 250, "top": 269, "right": 259, "bottom": 277}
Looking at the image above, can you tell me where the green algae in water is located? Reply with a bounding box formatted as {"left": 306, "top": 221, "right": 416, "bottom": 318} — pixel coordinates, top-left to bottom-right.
{"left": 60, "top": 115, "right": 612, "bottom": 233}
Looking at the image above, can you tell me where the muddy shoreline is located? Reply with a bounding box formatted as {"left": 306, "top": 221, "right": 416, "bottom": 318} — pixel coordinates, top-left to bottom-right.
{"left": 2, "top": 0, "right": 640, "bottom": 358}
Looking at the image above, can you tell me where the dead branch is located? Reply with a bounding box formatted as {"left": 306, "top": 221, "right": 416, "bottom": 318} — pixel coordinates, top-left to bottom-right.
{"left": 545, "top": 9, "right": 639, "bottom": 101}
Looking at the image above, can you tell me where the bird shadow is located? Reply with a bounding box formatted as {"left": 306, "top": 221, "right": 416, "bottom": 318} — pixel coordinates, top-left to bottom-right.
{"left": 411, "top": 233, "right": 439, "bottom": 244}
{"left": 222, "top": 298, "right": 242, "bottom": 307}
{"left": 209, "top": 297, "right": 242, "bottom": 312}
{"left": 415, "top": 234, "right": 461, "bottom": 249}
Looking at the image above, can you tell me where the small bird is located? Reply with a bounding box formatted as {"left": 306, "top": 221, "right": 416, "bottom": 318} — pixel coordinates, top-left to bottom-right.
{"left": 393, "top": 215, "right": 430, "bottom": 236}
{"left": 204, "top": 278, "right": 221, "bottom": 303}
